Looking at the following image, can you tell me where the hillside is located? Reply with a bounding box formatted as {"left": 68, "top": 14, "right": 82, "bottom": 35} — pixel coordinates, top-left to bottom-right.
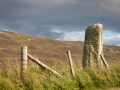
{"left": 0, "top": 30, "right": 120, "bottom": 70}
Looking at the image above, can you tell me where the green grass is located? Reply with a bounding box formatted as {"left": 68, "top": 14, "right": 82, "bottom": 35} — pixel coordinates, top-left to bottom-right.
{"left": 0, "top": 65, "right": 120, "bottom": 90}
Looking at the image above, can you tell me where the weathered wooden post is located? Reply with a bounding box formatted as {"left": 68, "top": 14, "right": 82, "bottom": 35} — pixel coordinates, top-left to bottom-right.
{"left": 100, "top": 55, "right": 110, "bottom": 72}
{"left": 21, "top": 46, "right": 28, "bottom": 79}
{"left": 27, "top": 54, "right": 64, "bottom": 79}
{"left": 82, "top": 23, "right": 108, "bottom": 69}
{"left": 67, "top": 50, "right": 75, "bottom": 77}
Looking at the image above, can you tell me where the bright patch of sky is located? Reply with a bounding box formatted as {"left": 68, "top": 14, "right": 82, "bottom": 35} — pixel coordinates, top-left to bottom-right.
{"left": 57, "top": 30, "right": 120, "bottom": 46}
{"left": 103, "top": 30, "right": 120, "bottom": 45}
{"left": 103, "top": 30, "right": 119, "bottom": 37}
{"left": 57, "top": 31, "right": 84, "bottom": 41}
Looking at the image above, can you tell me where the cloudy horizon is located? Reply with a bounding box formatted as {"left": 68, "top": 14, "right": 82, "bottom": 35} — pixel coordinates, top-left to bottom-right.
{"left": 0, "top": 0, "right": 120, "bottom": 45}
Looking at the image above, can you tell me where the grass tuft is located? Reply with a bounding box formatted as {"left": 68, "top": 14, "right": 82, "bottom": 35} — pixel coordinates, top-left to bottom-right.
{"left": 0, "top": 65, "right": 120, "bottom": 90}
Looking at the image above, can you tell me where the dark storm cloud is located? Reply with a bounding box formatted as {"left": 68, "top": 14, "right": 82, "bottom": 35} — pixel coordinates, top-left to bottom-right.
{"left": 0, "top": 0, "right": 120, "bottom": 39}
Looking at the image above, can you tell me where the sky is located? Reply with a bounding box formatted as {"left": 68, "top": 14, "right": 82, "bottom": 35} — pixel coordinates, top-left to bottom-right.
{"left": 0, "top": 0, "right": 120, "bottom": 46}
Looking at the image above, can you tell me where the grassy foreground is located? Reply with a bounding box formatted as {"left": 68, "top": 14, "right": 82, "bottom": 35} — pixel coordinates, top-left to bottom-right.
{"left": 0, "top": 65, "right": 120, "bottom": 90}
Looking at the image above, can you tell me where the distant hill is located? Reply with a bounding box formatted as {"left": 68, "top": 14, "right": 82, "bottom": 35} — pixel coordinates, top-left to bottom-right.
{"left": 0, "top": 30, "right": 120, "bottom": 70}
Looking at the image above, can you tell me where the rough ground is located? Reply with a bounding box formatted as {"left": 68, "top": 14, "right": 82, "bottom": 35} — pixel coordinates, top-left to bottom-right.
{"left": 110, "top": 88, "right": 120, "bottom": 90}
{"left": 0, "top": 30, "right": 120, "bottom": 70}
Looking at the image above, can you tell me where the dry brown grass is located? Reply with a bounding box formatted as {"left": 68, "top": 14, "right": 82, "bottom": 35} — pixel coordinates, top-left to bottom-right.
{"left": 0, "top": 30, "right": 120, "bottom": 70}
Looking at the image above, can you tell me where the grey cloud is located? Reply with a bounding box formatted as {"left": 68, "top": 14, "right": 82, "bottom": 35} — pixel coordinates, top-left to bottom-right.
{"left": 103, "top": 35, "right": 120, "bottom": 45}
{"left": 0, "top": 0, "right": 120, "bottom": 39}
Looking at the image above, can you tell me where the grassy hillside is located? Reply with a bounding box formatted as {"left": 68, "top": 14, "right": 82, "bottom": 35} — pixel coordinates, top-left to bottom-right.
{"left": 0, "top": 30, "right": 83, "bottom": 70}
{"left": 0, "top": 30, "right": 120, "bottom": 69}
{"left": 0, "top": 63, "right": 120, "bottom": 90}
{"left": 0, "top": 30, "right": 120, "bottom": 90}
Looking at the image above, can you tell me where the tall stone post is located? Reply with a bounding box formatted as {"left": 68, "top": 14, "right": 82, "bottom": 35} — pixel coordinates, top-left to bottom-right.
{"left": 82, "top": 23, "right": 103, "bottom": 69}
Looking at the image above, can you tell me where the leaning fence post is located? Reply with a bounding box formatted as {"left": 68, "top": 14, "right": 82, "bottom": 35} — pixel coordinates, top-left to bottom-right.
{"left": 100, "top": 55, "right": 111, "bottom": 73}
{"left": 21, "top": 46, "right": 28, "bottom": 79}
{"left": 27, "top": 54, "right": 64, "bottom": 79}
{"left": 67, "top": 50, "right": 75, "bottom": 77}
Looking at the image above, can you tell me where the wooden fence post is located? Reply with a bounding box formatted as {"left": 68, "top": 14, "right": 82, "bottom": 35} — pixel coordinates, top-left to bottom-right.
{"left": 100, "top": 55, "right": 111, "bottom": 73}
{"left": 21, "top": 46, "right": 28, "bottom": 79}
{"left": 67, "top": 50, "right": 75, "bottom": 77}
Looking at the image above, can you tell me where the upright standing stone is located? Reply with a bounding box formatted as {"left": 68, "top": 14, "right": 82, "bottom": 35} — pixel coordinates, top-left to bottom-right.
{"left": 82, "top": 23, "right": 103, "bottom": 69}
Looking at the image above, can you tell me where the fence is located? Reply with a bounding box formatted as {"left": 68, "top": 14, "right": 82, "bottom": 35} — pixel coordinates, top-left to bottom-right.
{"left": 20, "top": 23, "right": 110, "bottom": 81}
{"left": 20, "top": 46, "right": 75, "bottom": 80}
